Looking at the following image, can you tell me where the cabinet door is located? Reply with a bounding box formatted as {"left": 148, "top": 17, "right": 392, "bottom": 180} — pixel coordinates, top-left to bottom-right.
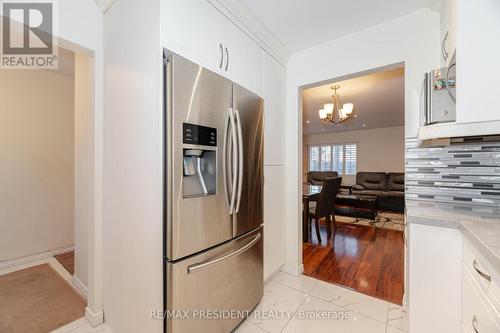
{"left": 163, "top": 0, "right": 222, "bottom": 73}
{"left": 221, "top": 15, "right": 259, "bottom": 94}
{"left": 462, "top": 265, "right": 500, "bottom": 333}
{"left": 263, "top": 166, "right": 285, "bottom": 280}
{"left": 409, "top": 223, "right": 462, "bottom": 333}
{"left": 440, "top": 0, "right": 456, "bottom": 67}
{"left": 262, "top": 50, "right": 285, "bottom": 166}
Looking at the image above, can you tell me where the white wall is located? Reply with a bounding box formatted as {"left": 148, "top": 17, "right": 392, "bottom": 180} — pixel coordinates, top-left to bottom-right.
{"left": 103, "top": 0, "right": 163, "bottom": 332}
{"left": 284, "top": 9, "right": 440, "bottom": 273}
{"left": 302, "top": 126, "right": 405, "bottom": 184}
{"left": 0, "top": 70, "right": 74, "bottom": 261}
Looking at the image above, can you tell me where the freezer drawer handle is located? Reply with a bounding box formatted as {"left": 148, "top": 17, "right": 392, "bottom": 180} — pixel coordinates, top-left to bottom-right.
{"left": 187, "top": 233, "right": 261, "bottom": 274}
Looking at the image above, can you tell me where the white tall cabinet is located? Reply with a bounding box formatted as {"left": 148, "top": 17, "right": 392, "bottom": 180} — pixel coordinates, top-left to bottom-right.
{"left": 261, "top": 50, "right": 286, "bottom": 279}
{"left": 161, "top": 0, "right": 288, "bottom": 280}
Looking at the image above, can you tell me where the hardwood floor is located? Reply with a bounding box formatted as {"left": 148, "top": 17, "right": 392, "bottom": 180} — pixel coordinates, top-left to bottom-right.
{"left": 303, "top": 221, "right": 404, "bottom": 305}
{"left": 54, "top": 251, "right": 75, "bottom": 275}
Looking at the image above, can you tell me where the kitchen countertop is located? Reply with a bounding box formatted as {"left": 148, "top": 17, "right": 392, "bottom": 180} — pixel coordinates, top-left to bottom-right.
{"left": 407, "top": 200, "right": 500, "bottom": 270}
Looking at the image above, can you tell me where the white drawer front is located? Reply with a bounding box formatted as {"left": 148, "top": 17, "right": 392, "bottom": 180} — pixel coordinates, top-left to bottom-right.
{"left": 462, "top": 264, "right": 500, "bottom": 333}
{"left": 463, "top": 240, "right": 500, "bottom": 313}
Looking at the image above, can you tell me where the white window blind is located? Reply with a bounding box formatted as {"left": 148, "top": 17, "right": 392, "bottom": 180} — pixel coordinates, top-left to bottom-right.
{"left": 332, "top": 145, "right": 343, "bottom": 174}
{"left": 309, "top": 146, "right": 319, "bottom": 171}
{"left": 345, "top": 144, "right": 357, "bottom": 175}
{"left": 320, "top": 146, "right": 332, "bottom": 171}
{"left": 308, "top": 143, "right": 357, "bottom": 176}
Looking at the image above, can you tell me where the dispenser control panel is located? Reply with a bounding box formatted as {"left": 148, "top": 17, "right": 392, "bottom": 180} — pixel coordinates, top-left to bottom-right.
{"left": 183, "top": 123, "right": 217, "bottom": 147}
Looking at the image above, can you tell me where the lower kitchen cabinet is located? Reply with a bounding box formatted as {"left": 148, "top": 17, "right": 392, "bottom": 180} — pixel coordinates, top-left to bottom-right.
{"left": 409, "top": 222, "right": 500, "bottom": 332}
{"left": 462, "top": 264, "right": 500, "bottom": 333}
{"left": 409, "top": 223, "right": 463, "bottom": 333}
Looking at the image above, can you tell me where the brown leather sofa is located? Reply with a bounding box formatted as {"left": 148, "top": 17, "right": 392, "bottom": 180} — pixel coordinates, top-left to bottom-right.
{"left": 307, "top": 171, "right": 339, "bottom": 186}
{"left": 351, "top": 172, "right": 405, "bottom": 212}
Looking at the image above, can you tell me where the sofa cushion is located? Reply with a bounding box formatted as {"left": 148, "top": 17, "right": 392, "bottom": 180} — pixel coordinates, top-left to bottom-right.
{"left": 381, "top": 191, "right": 405, "bottom": 198}
{"left": 351, "top": 189, "right": 386, "bottom": 197}
{"left": 387, "top": 173, "right": 405, "bottom": 192}
{"left": 352, "top": 184, "right": 365, "bottom": 191}
{"left": 307, "top": 171, "right": 339, "bottom": 186}
{"left": 356, "top": 172, "right": 387, "bottom": 191}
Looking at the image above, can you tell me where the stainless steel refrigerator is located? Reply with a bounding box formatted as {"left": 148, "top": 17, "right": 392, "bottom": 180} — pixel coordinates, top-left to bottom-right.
{"left": 163, "top": 50, "right": 264, "bottom": 333}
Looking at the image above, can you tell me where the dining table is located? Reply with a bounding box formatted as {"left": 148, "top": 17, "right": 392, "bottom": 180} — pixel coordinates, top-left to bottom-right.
{"left": 302, "top": 184, "right": 322, "bottom": 243}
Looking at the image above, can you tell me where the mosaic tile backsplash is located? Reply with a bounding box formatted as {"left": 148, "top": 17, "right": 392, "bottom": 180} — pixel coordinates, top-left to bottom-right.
{"left": 406, "top": 136, "right": 500, "bottom": 207}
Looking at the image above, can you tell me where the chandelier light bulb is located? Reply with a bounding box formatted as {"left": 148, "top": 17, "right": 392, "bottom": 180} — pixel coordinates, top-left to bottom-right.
{"left": 343, "top": 103, "right": 354, "bottom": 115}
{"left": 323, "top": 103, "right": 334, "bottom": 114}
{"left": 318, "top": 109, "right": 327, "bottom": 119}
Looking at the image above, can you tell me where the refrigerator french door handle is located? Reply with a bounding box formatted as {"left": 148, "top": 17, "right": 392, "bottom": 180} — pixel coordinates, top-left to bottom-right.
{"left": 187, "top": 233, "right": 261, "bottom": 274}
{"left": 224, "top": 107, "right": 238, "bottom": 214}
{"left": 234, "top": 108, "right": 244, "bottom": 213}
{"left": 222, "top": 111, "right": 231, "bottom": 213}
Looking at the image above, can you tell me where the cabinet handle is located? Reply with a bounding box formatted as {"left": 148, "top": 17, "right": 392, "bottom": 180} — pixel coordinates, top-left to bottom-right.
{"left": 219, "top": 43, "right": 224, "bottom": 69}
{"left": 472, "top": 315, "right": 479, "bottom": 333}
{"left": 224, "top": 47, "right": 229, "bottom": 71}
{"left": 442, "top": 31, "right": 449, "bottom": 62}
{"left": 473, "top": 259, "right": 492, "bottom": 282}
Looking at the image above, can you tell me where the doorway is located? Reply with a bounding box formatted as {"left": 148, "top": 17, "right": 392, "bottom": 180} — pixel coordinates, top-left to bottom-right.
{"left": 300, "top": 64, "right": 406, "bottom": 305}
{"left": 0, "top": 45, "right": 97, "bottom": 332}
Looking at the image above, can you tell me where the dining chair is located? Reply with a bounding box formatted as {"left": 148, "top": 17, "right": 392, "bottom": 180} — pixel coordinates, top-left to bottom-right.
{"left": 308, "top": 177, "right": 342, "bottom": 243}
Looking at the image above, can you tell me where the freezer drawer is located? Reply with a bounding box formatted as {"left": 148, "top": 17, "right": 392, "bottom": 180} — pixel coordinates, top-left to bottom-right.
{"left": 165, "top": 227, "right": 263, "bottom": 333}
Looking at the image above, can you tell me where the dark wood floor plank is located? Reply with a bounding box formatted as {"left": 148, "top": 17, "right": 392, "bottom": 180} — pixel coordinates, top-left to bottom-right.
{"left": 303, "top": 222, "right": 404, "bottom": 305}
{"left": 54, "top": 251, "right": 75, "bottom": 275}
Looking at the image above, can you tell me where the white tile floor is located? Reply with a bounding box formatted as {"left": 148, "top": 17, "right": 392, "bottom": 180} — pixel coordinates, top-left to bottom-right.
{"left": 51, "top": 271, "right": 408, "bottom": 333}
{"left": 236, "top": 272, "right": 408, "bottom": 333}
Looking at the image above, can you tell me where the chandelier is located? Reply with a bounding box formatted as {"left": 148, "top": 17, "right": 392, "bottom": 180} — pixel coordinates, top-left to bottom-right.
{"left": 318, "top": 85, "right": 354, "bottom": 124}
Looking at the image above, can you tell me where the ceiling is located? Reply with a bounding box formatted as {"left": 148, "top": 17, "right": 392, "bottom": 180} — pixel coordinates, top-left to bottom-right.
{"left": 302, "top": 67, "right": 405, "bottom": 135}
{"left": 238, "top": 0, "right": 431, "bottom": 52}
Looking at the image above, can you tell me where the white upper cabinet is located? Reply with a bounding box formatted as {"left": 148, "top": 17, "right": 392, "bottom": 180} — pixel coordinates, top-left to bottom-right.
{"left": 220, "top": 15, "right": 260, "bottom": 95}
{"left": 162, "top": 0, "right": 222, "bottom": 74}
{"left": 440, "top": 0, "right": 457, "bottom": 67}
{"left": 262, "top": 50, "right": 285, "bottom": 166}
{"left": 456, "top": 0, "right": 500, "bottom": 125}
{"left": 162, "top": 0, "right": 261, "bottom": 95}
{"left": 419, "top": 0, "right": 500, "bottom": 140}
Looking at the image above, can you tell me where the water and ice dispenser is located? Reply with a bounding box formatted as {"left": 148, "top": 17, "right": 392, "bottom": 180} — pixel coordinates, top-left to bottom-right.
{"left": 182, "top": 123, "right": 217, "bottom": 198}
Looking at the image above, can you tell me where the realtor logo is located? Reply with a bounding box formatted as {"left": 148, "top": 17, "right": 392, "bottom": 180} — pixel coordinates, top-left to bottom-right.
{"left": 1, "top": 0, "right": 58, "bottom": 69}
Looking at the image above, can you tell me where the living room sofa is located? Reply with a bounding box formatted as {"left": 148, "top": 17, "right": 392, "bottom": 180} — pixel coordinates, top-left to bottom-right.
{"left": 307, "top": 171, "right": 339, "bottom": 186}
{"left": 351, "top": 172, "right": 405, "bottom": 212}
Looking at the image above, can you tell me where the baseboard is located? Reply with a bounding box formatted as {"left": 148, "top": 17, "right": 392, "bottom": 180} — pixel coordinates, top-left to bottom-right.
{"left": 72, "top": 275, "right": 88, "bottom": 300}
{"left": 264, "top": 265, "right": 282, "bottom": 283}
{"left": 280, "top": 264, "right": 304, "bottom": 276}
{"left": 51, "top": 244, "right": 75, "bottom": 256}
{"left": 0, "top": 244, "right": 74, "bottom": 276}
{"left": 85, "top": 307, "right": 104, "bottom": 327}
{"left": 402, "top": 293, "right": 408, "bottom": 312}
